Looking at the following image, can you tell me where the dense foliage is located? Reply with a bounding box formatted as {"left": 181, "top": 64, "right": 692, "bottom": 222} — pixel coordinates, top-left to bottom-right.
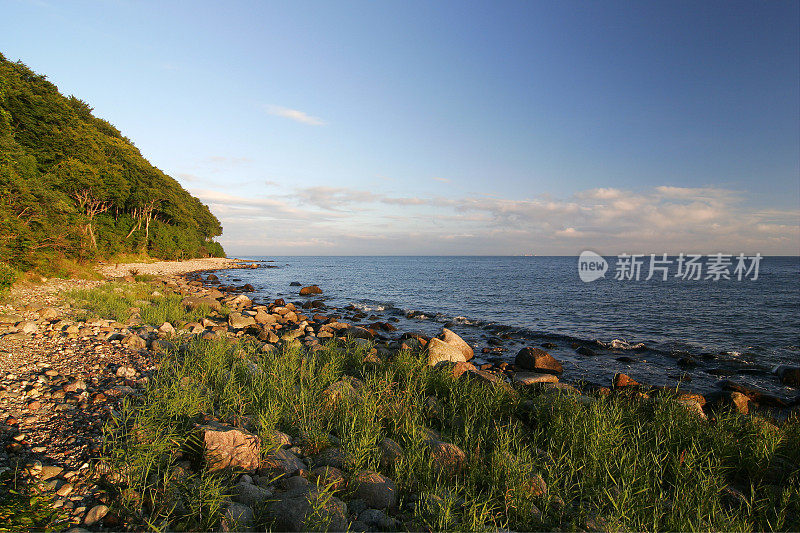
{"left": 0, "top": 53, "right": 224, "bottom": 274}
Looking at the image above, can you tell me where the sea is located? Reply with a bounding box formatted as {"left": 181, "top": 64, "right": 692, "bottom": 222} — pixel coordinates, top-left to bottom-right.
{"left": 213, "top": 256, "right": 800, "bottom": 400}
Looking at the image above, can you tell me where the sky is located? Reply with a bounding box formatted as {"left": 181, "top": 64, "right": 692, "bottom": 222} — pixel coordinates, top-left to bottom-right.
{"left": 2, "top": 0, "right": 799, "bottom": 255}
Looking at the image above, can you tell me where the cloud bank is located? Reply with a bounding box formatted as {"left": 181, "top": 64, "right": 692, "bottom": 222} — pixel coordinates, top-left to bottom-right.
{"left": 191, "top": 185, "right": 800, "bottom": 256}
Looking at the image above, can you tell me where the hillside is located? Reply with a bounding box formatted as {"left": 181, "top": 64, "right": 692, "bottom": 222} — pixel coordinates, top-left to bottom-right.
{"left": 0, "top": 53, "right": 224, "bottom": 276}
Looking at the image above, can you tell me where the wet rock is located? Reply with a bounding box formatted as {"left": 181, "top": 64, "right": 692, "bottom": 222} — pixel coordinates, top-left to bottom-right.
{"left": 197, "top": 421, "right": 261, "bottom": 472}
{"left": 774, "top": 365, "right": 800, "bottom": 387}
{"left": 290, "top": 281, "right": 302, "bottom": 286}
{"left": 300, "top": 285, "right": 323, "bottom": 296}
{"left": 349, "top": 471, "right": 398, "bottom": 509}
{"left": 515, "top": 347, "right": 563, "bottom": 374}
{"left": 436, "top": 328, "right": 474, "bottom": 361}
{"left": 576, "top": 345, "right": 597, "bottom": 356}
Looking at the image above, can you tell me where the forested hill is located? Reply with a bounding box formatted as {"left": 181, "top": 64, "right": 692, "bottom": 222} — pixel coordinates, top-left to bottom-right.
{"left": 0, "top": 53, "right": 225, "bottom": 274}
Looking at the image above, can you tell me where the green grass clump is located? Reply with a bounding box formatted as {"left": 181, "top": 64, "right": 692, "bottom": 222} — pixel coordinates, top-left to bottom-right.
{"left": 100, "top": 335, "right": 800, "bottom": 532}
{"left": 68, "top": 282, "right": 226, "bottom": 326}
{"left": 0, "top": 262, "right": 18, "bottom": 293}
{"left": 0, "top": 470, "right": 69, "bottom": 532}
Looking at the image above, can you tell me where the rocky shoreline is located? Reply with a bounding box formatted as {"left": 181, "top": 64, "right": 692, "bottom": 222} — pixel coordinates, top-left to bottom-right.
{"left": 0, "top": 262, "right": 798, "bottom": 531}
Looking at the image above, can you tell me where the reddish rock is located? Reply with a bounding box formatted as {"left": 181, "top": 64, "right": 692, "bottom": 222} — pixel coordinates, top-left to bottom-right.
{"left": 613, "top": 373, "right": 640, "bottom": 388}
{"left": 197, "top": 421, "right": 261, "bottom": 472}
{"left": 515, "top": 347, "right": 563, "bottom": 375}
{"left": 299, "top": 285, "right": 323, "bottom": 295}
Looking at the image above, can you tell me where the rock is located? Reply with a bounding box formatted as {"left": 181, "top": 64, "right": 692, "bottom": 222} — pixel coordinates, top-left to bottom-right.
{"left": 428, "top": 338, "right": 467, "bottom": 366}
{"left": 290, "top": 281, "right": 302, "bottom": 286}
{"left": 265, "top": 487, "right": 348, "bottom": 532}
{"left": 221, "top": 502, "right": 254, "bottom": 532}
{"left": 675, "top": 398, "right": 707, "bottom": 419}
{"left": 0, "top": 314, "right": 23, "bottom": 324}
{"left": 310, "top": 466, "right": 346, "bottom": 491}
{"left": 313, "top": 447, "right": 347, "bottom": 470}
{"left": 228, "top": 312, "right": 256, "bottom": 329}
{"left": 427, "top": 440, "right": 466, "bottom": 477}
{"left": 56, "top": 482, "right": 74, "bottom": 496}
{"left": 260, "top": 447, "right": 306, "bottom": 476}
{"left": 613, "top": 373, "right": 640, "bottom": 388}
{"left": 708, "top": 390, "right": 750, "bottom": 414}
{"left": 17, "top": 321, "right": 37, "bottom": 334}
{"left": 515, "top": 347, "right": 563, "bottom": 374}
{"left": 157, "top": 322, "right": 175, "bottom": 336}
{"left": 513, "top": 372, "right": 559, "bottom": 386}
{"left": 379, "top": 438, "right": 404, "bottom": 470}
{"left": 576, "top": 345, "right": 597, "bottom": 356}
{"left": 255, "top": 309, "right": 276, "bottom": 325}
{"left": 122, "top": 334, "right": 147, "bottom": 350}
{"left": 464, "top": 369, "right": 517, "bottom": 395}
{"left": 349, "top": 470, "right": 398, "bottom": 509}
{"left": 198, "top": 421, "right": 261, "bottom": 472}
{"left": 774, "top": 365, "right": 800, "bottom": 387}
{"left": 181, "top": 295, "right": 222, "bottom": 313}
{"left": 300, "top": 285, "right": 323, "bottom": 296}
{"left": 84, "top": 504, "right": 109, "bottom": 526}
{"left": 264, "top": 429, "right": 292, "bottom": 448}
{"left": 232, "top": 481, "right": 272, "bottom": 506}
{"left": 436, "top": 328, "right": 474, "bottom": 361}
{"left": 39, "top": 465, "right": 63, "bottom": 480}
{"left": 523, "top": 473, "right": 548, "bottom": 497}
{"left": 116, "top": 366, "right": 137, "bottom": 379}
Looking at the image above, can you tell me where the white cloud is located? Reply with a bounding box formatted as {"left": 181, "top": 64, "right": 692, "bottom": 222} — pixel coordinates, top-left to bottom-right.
{"left": 265, "top": 105, "right": 327, "bottom": 126}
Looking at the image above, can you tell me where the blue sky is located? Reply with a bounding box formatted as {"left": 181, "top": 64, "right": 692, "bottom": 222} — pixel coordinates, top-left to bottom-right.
{"left": 2, "top": 0, "right": 798, "bottom": 254}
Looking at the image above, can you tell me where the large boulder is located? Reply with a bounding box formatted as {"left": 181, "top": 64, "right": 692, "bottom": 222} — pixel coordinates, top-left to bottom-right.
{"left": 436, "top": 328, "right": 474, "bottom": 361}
{"left": 197, "top": 422, "right": 261, "bottom": 472}
{"left": 428, "top": 338, "right": 467, "bottom": 366}
{"left": 515, "top": 347, "right": 563, "bottom": 374}
{"left": 427, "top": 440, "right": 467, "bottom": 477}
{"left": 349, "top": 471, "right": 398, "bottom": 509}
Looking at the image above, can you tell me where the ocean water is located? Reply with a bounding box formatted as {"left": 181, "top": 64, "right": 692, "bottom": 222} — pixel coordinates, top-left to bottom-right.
{"left": 215, "top": 256, "right": 800, "bottom": 399}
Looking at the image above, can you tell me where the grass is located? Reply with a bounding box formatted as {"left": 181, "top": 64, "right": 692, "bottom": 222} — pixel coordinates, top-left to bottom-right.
{"left": 0, "top": 469, "right": 70, "bottom": 532}
{"left": 67, "top": 281, "right": 229, "bottom": 326}
{"left": 94, "top": 331, "right": 800, "bottom": 532}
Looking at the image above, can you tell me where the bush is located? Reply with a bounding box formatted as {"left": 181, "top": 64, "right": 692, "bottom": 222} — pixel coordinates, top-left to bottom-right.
{"left": 0, "top": 262, "right": 18, "bottom": 291}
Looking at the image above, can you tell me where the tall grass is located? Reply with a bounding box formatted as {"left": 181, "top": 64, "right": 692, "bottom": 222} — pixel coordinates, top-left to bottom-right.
{"left": 99, "top": 332, "right": 800, "bottom": 532}
{"left": 68, "top": 282, "right": 227, "bottom": 325}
